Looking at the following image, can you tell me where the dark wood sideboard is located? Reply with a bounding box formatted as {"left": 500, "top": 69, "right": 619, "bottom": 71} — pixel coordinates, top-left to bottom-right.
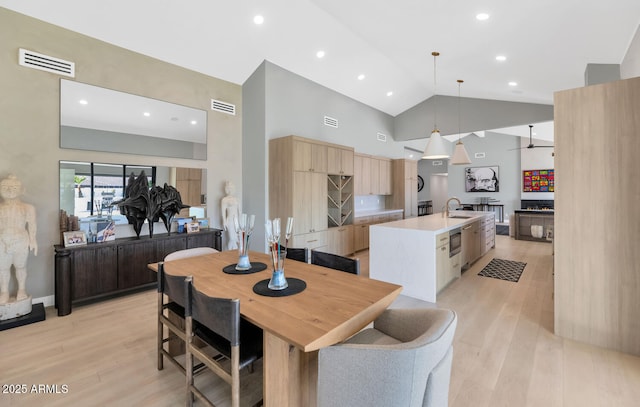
{"left": 54, "top": 228, "right": 222, "bottom": 316}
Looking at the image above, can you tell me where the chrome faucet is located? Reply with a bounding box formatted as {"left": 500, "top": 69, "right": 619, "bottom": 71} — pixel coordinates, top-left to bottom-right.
{"left": 443, "top": 197, "right": 462, "bottom": 218}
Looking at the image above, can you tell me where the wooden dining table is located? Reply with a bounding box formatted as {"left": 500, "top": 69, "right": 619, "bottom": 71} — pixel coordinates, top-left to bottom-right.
{"left": 148, "top": 249, "right": 402, "bottom": 407}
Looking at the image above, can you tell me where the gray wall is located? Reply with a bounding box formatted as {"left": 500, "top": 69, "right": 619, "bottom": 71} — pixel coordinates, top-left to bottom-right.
{"left": 621, "top": 24, "right": 640, "bottom": 79}
{"left": 416, "top": 132, "right": 521, "bottom": 218}
{"left": 394, "top": 95, "right": 554, "bottom": 142}
{"left": 0, "top": 8, "right": 242, "bottom": 302}
{"left": 242, "top": 62, "right": 268, "bottom": 252}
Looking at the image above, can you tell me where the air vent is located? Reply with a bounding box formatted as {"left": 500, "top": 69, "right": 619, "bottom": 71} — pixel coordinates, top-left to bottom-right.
{"left": 211, "top": 99, "right": 236, "bottom": 115}
{"left": 19, "top": 48, "right": 75, "bottom": 77}
{"left": 376, "top": 132, "right": 387, "bottom": 142}
{"left": 324, "top": 116, "right": 338, "bottom": 128}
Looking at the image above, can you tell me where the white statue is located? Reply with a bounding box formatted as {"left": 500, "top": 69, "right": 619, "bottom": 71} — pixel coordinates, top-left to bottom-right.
{"left": 220, "top": 181, "right": 240, "bottom": 250}
{"left": 0, "top": 175, "right": 37, "bottom": 304}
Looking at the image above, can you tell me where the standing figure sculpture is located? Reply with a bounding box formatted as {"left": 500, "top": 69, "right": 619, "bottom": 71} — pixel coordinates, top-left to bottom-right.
{"left": 0, "top": 175, "right": 37, "bottom": 304}
{"left": 220, "top": 181, "right": 240, "bottom": 250}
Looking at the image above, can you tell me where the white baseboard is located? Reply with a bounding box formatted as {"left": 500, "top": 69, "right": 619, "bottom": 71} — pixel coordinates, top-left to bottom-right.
{"left": 33, "top": 295, "right": 55, "bottom": 308}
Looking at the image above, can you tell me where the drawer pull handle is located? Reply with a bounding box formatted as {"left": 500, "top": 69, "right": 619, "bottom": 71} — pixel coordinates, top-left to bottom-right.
{"left": 308, "top": 239, "right": 318, "bottom": 243}
{"left": 463, "top": 225, "right": 472, "bottom": 230}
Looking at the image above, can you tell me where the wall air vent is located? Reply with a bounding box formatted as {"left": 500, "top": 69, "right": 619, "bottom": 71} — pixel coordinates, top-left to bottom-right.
{"left": 211, "top": 99, "right": 236, "bottom": 115}
{"left": 19, "top": 48, "right": 75, "bottom": 77}
{"left": 324, "top": 116, "right": 338, "bottom": 128}
{"left": 376, "top": 132, "right": 387, "bottom": 142}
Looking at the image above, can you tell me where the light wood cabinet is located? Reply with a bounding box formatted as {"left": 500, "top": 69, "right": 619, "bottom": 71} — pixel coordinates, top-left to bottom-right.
{"left": 389, "top": 159, "right": 418, "bottom": 218}
{"left": 327, "top": 146, "right": 354, "bottom": 176}
{"left": 353, "top": 223, "right": 370, "bottom": 252}
{"left": 270, "top": 136, "right": 354, "bottom": 256}
{"left": 354, "top": 154, "right": 371, "bottom": 195}
{"left": 175, "top": 167, "right": 202, "bottom": 217}
{"left": 378, "top": 158, "right": 392, "bottom": 195}
{"left": 369, "top": 158, "right": 380, "bottom": 195}
{"left": 328, "top": 226, "right": 354, "bottom": 256}
{"left": 292, "top": 171, "right": 327, "bottom": 235}
{"left": 354, "top": 154, "right": 392, "bottom": 196}
{"left": 293, "top": 140, "right": 327, "bottom": 173}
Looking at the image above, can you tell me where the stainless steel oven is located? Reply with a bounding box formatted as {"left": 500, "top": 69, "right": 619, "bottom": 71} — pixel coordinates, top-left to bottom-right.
{"left": 449, "top": 228, "right": 462, "bottom": 257}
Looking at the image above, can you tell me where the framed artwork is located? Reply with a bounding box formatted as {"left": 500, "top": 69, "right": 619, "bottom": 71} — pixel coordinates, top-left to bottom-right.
{"left": 186, "top": 222, "right": 200, "bottom": 234}
{"left": 197, "top": 218, "right": 210, "bottom": 229}
{"left": 523, "top": 169, "right": 554, "bottom": 192}
{"left": 63, "top": 231, "right": 87, "bottom": 247}
{"left": 465, "top": 166, "right": 499, "bottom": 192}
{"left": 96, "top": 221, "right": 116, "bottom": 242}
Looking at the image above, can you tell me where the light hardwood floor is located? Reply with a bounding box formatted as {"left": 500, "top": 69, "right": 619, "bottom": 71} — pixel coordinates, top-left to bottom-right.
{"left": 2, "top": 235, "right": 640, "bottom": 406}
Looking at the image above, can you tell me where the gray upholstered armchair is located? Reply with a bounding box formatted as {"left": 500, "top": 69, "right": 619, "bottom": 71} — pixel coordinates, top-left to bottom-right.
{"left": 317, "top": 307, "right": 457, "bottom": 407}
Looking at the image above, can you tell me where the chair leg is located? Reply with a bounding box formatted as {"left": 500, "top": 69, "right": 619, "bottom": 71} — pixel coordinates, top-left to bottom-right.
{"left": 185, "top": 317, "right": 194, "bottom": 407}
{"left": 157, "top": 293, "right": 164, "bottom": 370}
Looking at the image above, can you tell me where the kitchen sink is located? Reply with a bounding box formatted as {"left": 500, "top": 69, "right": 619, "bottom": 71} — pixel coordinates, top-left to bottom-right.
{"left": 448, "top": 215, "right": 472, "bottom": 219}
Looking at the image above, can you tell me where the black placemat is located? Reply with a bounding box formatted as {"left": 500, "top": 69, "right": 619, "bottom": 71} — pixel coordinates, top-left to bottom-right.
{"left": 253, "top": 277, "right": 307, "bottom": 297}
{"left": 222, "top": 262, "right": 268, "bottom": 275}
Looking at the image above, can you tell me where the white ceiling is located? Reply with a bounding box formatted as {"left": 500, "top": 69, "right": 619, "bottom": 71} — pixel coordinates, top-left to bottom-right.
{"left": 2, "top": 0, "right": 640, "bottom": 137}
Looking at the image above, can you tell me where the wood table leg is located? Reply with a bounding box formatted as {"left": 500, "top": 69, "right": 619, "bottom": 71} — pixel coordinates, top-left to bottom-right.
{"left": 264, "top": 332, "right": 317, "bottom": 407}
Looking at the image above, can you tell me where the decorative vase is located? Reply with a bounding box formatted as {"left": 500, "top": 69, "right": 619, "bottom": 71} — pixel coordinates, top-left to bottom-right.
{"left": 268, "top": 251, "right": 288, "bottom": 290}
{"left": 235, "top": 213, "right": 255, "bottom": 270}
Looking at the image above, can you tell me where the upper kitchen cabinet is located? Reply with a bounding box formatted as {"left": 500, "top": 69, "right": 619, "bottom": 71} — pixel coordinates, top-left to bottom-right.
{"left": 354, "top": 154, "right": 392, "bottom": 196}
{"left": 388, "top": 159, "right": 418, "bottom": 218}
{"left": 327, "top": 146, "right": 354, "bottom": 176}
{"left": 293, "top": 139, "right": 327, "bottom": 173}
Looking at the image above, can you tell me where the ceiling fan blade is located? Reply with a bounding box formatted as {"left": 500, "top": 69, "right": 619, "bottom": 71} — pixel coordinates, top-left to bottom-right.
{"left": 532, "top": 145, "right": 555, "bottom": 148}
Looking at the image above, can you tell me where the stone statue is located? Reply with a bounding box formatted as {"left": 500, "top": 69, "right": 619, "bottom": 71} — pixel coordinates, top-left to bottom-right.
{"left": 0, "top": 175, "right": 37, "bottom": 305}
{"left": 220, "top": 181, "right": 240, "bottom": 250}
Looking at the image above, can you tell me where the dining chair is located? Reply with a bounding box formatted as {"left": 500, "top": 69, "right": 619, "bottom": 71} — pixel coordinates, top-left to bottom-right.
{"left": 317, "top": 307, "right": 457, "bottom": 407}
{"left": 283, "top": 246, "right": 310, "bottom": 263}
{"left": 158, "top": 247, "right": 218, "bottom": 373}
{"left": 311, "top": 250, "right": 360, "bottom": 275}
{"left": 157, "top": 262, "right": 191, "bottom": 373}
{"left": 185, "top": 277, "right": 264, "bottom": 407}
{"left": 164, "top": 246, "right": 218, "bottom": 261}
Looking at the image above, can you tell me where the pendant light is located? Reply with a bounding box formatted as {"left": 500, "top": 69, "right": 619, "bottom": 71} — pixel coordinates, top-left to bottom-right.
{"left": 422, "top": 52, "right": 449, "bottom": 159}
{"left": 450, "top": 79, "right": 472, "bottom": 165}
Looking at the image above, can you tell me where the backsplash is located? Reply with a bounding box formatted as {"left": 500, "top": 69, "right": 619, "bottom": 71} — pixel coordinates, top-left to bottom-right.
{"left": 354, "top": 195, "right": 386, "bottom": 212}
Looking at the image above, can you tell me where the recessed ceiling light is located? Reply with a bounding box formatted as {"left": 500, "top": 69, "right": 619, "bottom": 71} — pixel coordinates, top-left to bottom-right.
{"left": 476, "top": 13, "right": 490, "bottom": 21}
{"left": 253, "top": 15, "right": 264, "bottom": 25}
{"left": 496, "top": 55, "right": 507, "bottom": 61}
{"left": 357, "top": 74, "right": 365, "bottom": 81}
{"left": 79, "top": 99, "right": 88, "bottom": 105}
{"left": 508, "top": 81, "right": 518, "bottom": 87}
{"left": 190, "top": 120, "right": 197, "bottom": 125}
{"left": 316, "top": 50, "right": 325, "bottom": 58}
{"left": 143, "top": 112, "right": 150, "bottom": 117}
{"left": 387, "top": 91, "right": 393, "bottom": 96}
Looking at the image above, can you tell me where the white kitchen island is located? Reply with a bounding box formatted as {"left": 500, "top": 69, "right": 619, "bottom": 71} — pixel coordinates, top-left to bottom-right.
{"left": 369, "top": 211, "right": 495, "bottom": 302}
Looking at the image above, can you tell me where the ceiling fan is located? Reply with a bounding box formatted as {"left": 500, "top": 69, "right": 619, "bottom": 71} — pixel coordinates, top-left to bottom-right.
{"left": 510, "top": 125, "right": 555, "bottom": 150}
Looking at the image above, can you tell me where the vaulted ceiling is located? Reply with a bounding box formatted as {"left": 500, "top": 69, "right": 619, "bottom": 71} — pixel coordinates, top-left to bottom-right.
{"left": 2, "top": 0, "right": 639, "bottom": 140}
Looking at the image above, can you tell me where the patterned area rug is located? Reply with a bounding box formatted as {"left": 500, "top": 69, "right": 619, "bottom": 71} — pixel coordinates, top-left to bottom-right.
{"left": 478, "top": 258, "right": 526, "bottom": 282}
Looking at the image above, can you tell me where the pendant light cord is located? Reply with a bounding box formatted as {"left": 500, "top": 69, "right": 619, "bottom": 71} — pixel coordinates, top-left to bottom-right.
{"left": 432, "top": 52, "right": 439, "bottom": 132}
{"left": 457, "top": 79, "right": 463, "bottom": 142}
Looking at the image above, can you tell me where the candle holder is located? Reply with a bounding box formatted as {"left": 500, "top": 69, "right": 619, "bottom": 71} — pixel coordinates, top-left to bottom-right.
{"left": 234, "top": 213, "right": 255, "bottom": 271}
{"left": 265, "top": 217, "right": 294, "bottom": 290}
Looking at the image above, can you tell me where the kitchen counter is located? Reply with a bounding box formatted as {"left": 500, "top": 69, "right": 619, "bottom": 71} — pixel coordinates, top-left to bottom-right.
{"left": 354, "top": 208, "right": 404, "bottom": 218}
{"left": 371, "top": 210, "right": 489, "bottom": 232}
{"left": 369, "top": 211, "right": 494, "bottom": 302}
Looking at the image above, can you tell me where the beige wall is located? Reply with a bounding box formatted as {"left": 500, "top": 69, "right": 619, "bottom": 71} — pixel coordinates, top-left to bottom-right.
{"left": 0, "top": 8, "right": 242, "bottom": 300}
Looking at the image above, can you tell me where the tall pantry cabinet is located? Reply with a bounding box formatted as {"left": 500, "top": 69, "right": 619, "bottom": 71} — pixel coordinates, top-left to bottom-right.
{"left": 269, "top": 136, "right": 355, "bottom": 254}
{"left": 388, "top": 159, "right": 419, "bottom": 218}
